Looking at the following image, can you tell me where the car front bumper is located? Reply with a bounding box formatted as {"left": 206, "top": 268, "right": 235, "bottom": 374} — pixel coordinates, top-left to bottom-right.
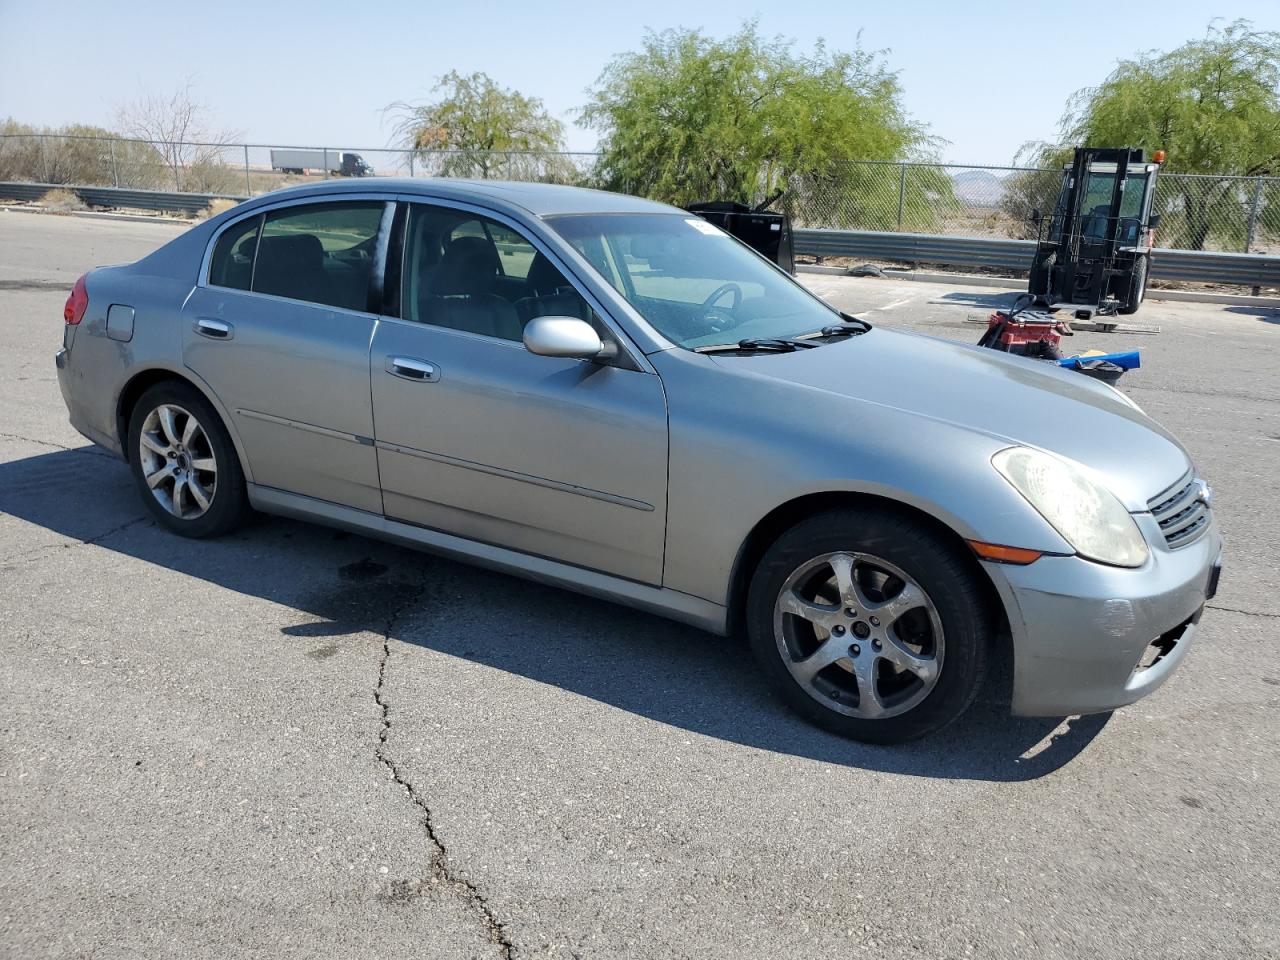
{"left": 985, "top": 514, "right": 1223, "bottom": 716}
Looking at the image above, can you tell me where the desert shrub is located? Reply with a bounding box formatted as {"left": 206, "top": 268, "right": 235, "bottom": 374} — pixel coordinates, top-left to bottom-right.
{"left": 200, "top": 197, "right": 240, "bottom": 219}
{"left": 181, "top": 157, "right": 241, "bottom": 195}
{"left": 0, "top": 120, "right": 122, "bottom": 186}
{"left": 41, "top": 188, "right": 87, "bottom": 211}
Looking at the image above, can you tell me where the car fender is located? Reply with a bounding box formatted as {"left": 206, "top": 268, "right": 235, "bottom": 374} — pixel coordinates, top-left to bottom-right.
{"left": 76, "top": 266, "right": 254, "bottom": 483}
{"left": 650, "top": 349, "right": 1071, "bottom": 607}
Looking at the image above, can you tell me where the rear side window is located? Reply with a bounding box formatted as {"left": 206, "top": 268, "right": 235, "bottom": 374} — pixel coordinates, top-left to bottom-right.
{"left": 208, "top": 215, "right": 260, "bottom": 291}
{"left": 251, "top": 202, "right": 385, "bottom": 311}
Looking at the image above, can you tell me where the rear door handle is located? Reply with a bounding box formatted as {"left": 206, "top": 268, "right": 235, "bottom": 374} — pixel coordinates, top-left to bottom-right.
{"left": 385, "top": 356, "right": 439, "bottom": 382}
{"left": 194, "top": 317, "right": 233, "bottom": 340}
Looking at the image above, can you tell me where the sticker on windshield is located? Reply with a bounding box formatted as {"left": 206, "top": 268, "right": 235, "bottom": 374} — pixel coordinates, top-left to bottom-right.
{"left": 684, "top": 218, "right": 725, "bottom": 236}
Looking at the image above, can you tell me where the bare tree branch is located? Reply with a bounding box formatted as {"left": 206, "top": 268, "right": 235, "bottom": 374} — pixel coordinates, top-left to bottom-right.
{"left": 116, "top": 80, "right": 240, "bottom": 191}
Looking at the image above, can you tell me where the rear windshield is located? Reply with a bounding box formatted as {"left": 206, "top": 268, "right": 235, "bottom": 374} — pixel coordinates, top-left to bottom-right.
{"left": 546, "top": 213, "right": 836, "bottom": 349}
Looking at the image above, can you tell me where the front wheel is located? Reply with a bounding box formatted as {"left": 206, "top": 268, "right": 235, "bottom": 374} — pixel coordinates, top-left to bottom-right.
{"left": 127, "top": 381, "right": 248, "bottom": 538}
{"left": 1117, "top": 255, "right": 1147, "bottom": 315}
{"left": 746, "top": 508, "right": 992, "bottom": 743}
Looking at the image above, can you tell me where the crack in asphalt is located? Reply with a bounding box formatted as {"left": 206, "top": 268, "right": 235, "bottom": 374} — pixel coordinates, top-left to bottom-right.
{"left": 1207, "top": 603, "right": 1280, "bottom": 620}
{"left": 0, "top": 516, "right": 151, "bottom": 568}
{"left": 0, "top": 430, "right": 116, "bottom": 459}
{"left": 374, "top": 577, "right": 516, "bottom": 959}
{"left": 0, "top": 279, "right": 75, "bottom": 291}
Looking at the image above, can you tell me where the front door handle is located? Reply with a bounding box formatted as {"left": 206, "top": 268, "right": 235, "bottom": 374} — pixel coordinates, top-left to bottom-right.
{"left": 385, "top": 356, "right": 439, "bottom": 382}
{"left": 194, "top": 317, "right": 233, "bottom": 340}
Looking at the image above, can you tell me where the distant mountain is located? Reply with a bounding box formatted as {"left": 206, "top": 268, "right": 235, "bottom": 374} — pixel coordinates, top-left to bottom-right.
{"left": 950, "top": 169, "right": 1007, "bottom": 207}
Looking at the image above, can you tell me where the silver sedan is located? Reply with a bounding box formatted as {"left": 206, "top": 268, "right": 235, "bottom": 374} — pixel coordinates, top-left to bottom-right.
{"left": 54, "top": 179, "right": 1222, "bottom": 742}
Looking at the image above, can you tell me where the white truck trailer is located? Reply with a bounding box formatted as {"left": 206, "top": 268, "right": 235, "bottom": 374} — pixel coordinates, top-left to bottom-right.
{"left": 269, "top": 149, "right": 372, "bottom": 177}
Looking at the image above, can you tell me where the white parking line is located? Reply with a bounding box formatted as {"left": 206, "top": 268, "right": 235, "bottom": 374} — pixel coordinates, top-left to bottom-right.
{"left": 871, "top": 296, "right": 916, "bottom": 312}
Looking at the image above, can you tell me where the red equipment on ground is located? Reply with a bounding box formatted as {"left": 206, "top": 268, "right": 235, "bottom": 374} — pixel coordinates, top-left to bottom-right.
{"left": 979, "top": 307, "right": 1071, "bottom": 360}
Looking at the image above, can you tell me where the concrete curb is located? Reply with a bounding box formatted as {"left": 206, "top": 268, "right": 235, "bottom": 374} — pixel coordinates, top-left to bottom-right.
{"left": 796, "top": 264, "right": 1280, "bottom": 309}
{"left": 1147, "top": 289, "right": 1280, "bottom": 309}
{"left": 798, "top": 264, "right": 1026, "bottom": 289}
{"left": 1, "top": 204, "right": 191, "bottom": 226}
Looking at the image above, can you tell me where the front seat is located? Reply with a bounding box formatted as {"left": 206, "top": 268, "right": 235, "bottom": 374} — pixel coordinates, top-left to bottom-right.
{"left": 431, "top": 236, "right": 501, "bottom": 295}
{"left": 1082, "top": 204, "right": 1112, "bottom": 240}
{"left": 515, "top": 252, "right": 590, "bottom": 325}
{"left": 423, "top": 237, "right": 522, "bottom": 341}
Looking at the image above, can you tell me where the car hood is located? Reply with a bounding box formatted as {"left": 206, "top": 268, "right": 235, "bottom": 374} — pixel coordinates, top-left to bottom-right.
{"left": 717, "top": 328, "right": 1190, "bottom": 511}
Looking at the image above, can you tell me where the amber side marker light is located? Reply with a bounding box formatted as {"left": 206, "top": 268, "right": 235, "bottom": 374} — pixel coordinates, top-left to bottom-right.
{"left": 967, "top": 541, "right": 1043, "bottom": 565}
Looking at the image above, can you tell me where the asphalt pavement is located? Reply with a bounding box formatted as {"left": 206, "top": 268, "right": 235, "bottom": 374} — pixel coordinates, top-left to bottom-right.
{"left": 2, "top": 209, "right": 1278, "bottom": 959}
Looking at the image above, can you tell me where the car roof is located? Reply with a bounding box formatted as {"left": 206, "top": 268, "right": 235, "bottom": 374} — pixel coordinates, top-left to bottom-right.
{"left": 236, "top": 177, "right": 683, "bottom": 219}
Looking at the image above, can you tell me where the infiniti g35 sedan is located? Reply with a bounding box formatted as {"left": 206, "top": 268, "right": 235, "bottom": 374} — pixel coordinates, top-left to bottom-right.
{"left": 55, "top": 179, "right": 1223, "bottom": 742}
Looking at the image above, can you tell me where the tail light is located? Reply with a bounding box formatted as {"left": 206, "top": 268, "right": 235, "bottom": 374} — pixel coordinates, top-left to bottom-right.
{"left": 64, "top": 272, "right": 89, "bottom": 325}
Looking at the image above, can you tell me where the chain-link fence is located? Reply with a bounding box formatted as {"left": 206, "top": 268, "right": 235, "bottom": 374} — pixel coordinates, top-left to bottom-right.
{"left": 2, "top": 133, "right": 1276, "bottom": 253}
{"left": 0, "top": 134, "right": 603, "bottom": 201}
{"left": 775, "top": 160, "right": 1280, "bottom": 254}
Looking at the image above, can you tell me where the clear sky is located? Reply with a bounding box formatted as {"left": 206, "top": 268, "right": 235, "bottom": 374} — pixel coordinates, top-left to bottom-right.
{"left": 1, "top": 0, "right": 1276, "bottom": 167}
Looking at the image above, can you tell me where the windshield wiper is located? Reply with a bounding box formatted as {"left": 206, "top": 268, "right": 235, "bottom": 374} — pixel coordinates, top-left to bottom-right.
{"left": 824, "top": 313, "right": 875, "bottom": 335}
{"left": 696, "top": 314, "right": 870, "bottom": 354}
{"left": 696, "top": 337, "right": 820, "bottom": 354}
{"left": 801, "top": 312, "right": 874, "bottom": 341}
{"left": 838, "top": 312, "right": 873, "bottom": 331}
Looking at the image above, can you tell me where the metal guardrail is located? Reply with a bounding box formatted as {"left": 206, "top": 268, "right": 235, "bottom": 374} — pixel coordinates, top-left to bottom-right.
{"left": 3, "top": 182, "right": 1276, "bottom": 289}
{"left": 0, "top": 182, "right": 242, "bottom": 216}
{"left": 794, "top": 228, "right": 1280, "bottom": 289}
{"left": 7, "top": 133, "right": 1280, "bottom": 252}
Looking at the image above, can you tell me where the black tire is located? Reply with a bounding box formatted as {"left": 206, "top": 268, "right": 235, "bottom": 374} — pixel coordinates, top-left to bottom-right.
{"left": 1029, "top": 249, "right": 1056, "bottom": 300}
{"left": 127, "top": 381, "right": 248, "bottom": 538}
{"left": 745, "top": 507, "right": 992, "bottom": 743}
{"left": 1117, "top": 255, "right": 1147, "bottom": 315}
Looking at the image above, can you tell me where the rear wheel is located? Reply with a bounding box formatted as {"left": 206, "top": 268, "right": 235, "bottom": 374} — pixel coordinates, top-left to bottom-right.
{"left": 746, "top": 508, "right": 991, "bottom": 743}
{"left": 127, "top": 381, "right": 248, "bottom": 538}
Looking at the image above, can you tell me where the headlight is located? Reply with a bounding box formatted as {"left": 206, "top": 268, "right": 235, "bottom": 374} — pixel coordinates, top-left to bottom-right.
{"left": 992, "top": 447, "right": 1148, "bottom": 568}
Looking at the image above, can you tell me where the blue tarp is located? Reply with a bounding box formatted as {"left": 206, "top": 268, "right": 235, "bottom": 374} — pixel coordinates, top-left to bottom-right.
{"left": 1059, "top": 351, "right": 1141, "bottom": 371}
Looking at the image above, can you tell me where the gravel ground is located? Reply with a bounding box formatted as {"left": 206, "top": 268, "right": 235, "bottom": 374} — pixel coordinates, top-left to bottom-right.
{"left": 2, "top": 210, "right": 1278, "bottom": 960}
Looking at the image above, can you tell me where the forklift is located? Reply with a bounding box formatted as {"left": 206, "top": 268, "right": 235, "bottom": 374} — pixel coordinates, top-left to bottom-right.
{"left": 1027, "top": 146, "right": 1164, "bottom": 317}
{"left": 978, "top": 147, "right": 1163, "bottom": 381}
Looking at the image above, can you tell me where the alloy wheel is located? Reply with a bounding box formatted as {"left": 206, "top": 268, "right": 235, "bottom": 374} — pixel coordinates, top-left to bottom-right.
{"left": 772, "top": 551, "right": 945, "bottom": 719}
{"left": 138, "top": 403, "right": 218, "bottom": 520}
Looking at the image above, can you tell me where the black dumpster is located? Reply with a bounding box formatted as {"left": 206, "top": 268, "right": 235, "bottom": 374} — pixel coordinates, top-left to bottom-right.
{"left": 686, "top": 196, "right": 795, "bottom": 274}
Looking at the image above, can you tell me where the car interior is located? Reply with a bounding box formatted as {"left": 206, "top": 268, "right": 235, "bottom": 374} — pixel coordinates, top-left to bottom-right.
{"left": 207, "top": 203, "right": 383, "bottom": 313}
{"left": 253, "top": 233, "right": 373, "bottom": 312}
{"left": 402, "top": 207, "right": 592, "bottom": 342}
{"left": 208, "top": 201, "right": 600, "bottom": 345}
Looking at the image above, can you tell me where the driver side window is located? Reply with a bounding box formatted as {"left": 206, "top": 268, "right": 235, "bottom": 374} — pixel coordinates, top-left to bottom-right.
{"left": 400, "top": 204, "right": 592, "bottom": 343}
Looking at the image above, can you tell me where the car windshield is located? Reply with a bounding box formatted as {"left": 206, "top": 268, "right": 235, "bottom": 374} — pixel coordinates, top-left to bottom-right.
{"left": 546, "top": 213, "right": 838, "bottom": 350}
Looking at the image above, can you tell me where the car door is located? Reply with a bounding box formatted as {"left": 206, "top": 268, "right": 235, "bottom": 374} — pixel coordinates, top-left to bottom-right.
{"left": 183, "top": 198, "right": 392, "bottom": 513}
{"left": 369, "top": 199, "right": 668, "bottom": 584}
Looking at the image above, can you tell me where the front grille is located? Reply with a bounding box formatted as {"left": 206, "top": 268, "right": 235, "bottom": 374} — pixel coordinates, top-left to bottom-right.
{"left": 1147, "top": 471, "right": 1211, "bottom": 549}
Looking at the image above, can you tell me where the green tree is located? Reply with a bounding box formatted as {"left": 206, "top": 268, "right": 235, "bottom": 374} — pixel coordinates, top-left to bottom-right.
{"left": 1021, "top": 20, "right": 1280, "bottom": 250}
{"left": 998, "top": 144, "right": 1073, "bottom": 239}
{"left": 579, "top": 23, "right": 940, "bottom": 226}
{"left": 389, "top": 71, "right": 569, "bottom": 180}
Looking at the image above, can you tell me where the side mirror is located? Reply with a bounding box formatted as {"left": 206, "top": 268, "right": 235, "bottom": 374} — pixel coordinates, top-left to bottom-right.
{"left": 523, "top": 316, "right": 613, "bottom": 361}
{"left": 1148, "top": 214, "right": 1162, "bottom": 230}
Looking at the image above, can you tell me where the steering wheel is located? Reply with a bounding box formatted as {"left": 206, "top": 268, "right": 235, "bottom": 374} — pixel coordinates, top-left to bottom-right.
{"left": 699, "top": 282, "right": 744, "bottom": 334}
{"left": 702, "top": 282, "right": 742, "bottom": 312}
